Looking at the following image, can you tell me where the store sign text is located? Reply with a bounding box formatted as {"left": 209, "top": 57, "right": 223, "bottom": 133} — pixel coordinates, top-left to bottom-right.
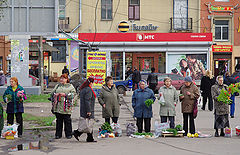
{"left": 205, "top": 2, "right": 237, "bottom": 13}
{"left": 132, "top": 24, "right": 159, "bottom": 31}
{"left": 212, "top": 45, "right": 233, "bottom": 52}
{"left": 137, "top": 34, "right": 155, "bottom": 41}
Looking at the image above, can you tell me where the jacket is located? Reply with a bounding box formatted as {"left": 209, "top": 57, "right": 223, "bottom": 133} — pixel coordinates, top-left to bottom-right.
{"left": 159, "top": 85, "right": 178, "bottom": 116}
{"left": 180, "top": 83, "right": 200, "bottom": 113}
{"left": 132, "top": 88, "right": 156, "bottom": 118}
{"left": 3, "top": 85, "right": 26, "bottom": 113}
{"left": 211, "top": 83, "right": 229, "bottom": 115}
{"left": 200, "top": 76, "right": 215, "bottom": 95}
{"left": 224, "top": 76, "right": 236, "bottom": 86}
{"left": 51, "top": 83, "right": 76, "bottom": 115}
{"left": 79, "top": 86, "right": 96, "bottom": 119}
{"left": 147, "top": 73, "right": 158, "bottom": 84}
{"left": 98, "top": 85, "right": 120, "bottom": 118}
{"left": 132, "top": 69, "right": 141, "bottom": 83}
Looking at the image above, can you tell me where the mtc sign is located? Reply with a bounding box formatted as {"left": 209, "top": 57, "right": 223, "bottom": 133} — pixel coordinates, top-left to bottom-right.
{"left": 136, "top": 34, "right": 155, "bottom": 41}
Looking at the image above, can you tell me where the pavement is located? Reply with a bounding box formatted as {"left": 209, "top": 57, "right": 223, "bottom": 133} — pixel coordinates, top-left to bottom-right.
{"left": 0, "top": 91, "right": 240, "bottom": 155}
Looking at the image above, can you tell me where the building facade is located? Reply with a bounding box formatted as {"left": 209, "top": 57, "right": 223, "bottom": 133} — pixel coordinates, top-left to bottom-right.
{"left": 0, "top": 36, "right": 10, "bottom": 74}
{"left": 200, "top": 0, "right": 240, "bottom": 76}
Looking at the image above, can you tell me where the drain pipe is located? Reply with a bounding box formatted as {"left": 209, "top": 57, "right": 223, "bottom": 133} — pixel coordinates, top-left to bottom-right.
{"left": 71, "top": 0, "right": 82, "bottom": 33}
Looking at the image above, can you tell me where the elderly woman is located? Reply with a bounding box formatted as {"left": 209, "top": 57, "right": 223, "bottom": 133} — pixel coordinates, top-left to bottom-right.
{"left": 98, "top": 76, "right": 120, "bottom": 124}
{"left": 73, "top": 77, "right": 96, "bottom": 142}
{"left": 3, "top": 77, "right": 26, "bottom": 137}
{"left": 51, "top": 74, "right": 76, "bottom": 139}
{"left": 211, "top": 76, "right": 230, "bottom": 137}
{"left": 180, "top": 76, "right": 199, "bottom": 135}
{"left": 159, "top": 77, "right": 178, "bottom": 128}
{"left": 132, "top": 80, "right": 156, "bottom": 133}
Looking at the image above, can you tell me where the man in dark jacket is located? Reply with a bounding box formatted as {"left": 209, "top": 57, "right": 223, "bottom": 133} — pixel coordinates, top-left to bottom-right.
{"left": 126, "top": 67, "right": 133, "bottom": 79}
{"left": 62, "top": 66, "right": 70, "bottom": 75}
{"left": 132, "top": 67, "right": 141, "bottom": 91}
{"left": 147, "top": 67, "right": 158, "bottom": 94}
{"left": 224, "top": 72, "right": 237, "bottom": 118}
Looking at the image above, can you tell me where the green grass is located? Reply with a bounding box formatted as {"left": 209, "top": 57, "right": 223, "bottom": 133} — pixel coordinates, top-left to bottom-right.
{"left": 0, "top": 94, "right": 51, "bottom": 103}
{"left": 3, "top": 111, "right": 55, "bottom": 126}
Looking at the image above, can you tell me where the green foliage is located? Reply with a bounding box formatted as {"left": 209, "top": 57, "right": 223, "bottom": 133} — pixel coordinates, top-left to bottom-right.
{"left": 175, "top": 124, "right": 183, "bottom": 131}
{"left": 134, "top": 132, "right": 153, "bottom": 136}
{"left": 145, "top": 99, "right": 154, "bottom": 107}
{"left": 101, "top": 122, "right": 113, "bottom": 132}
{"left": 166, "top": 128, "right": 178, "bottom": 136}
{"left": 1, "top": 94, "right": 51, "bottom": 103}
{"left": 217, "top": 89, "right": 232, "bottom": 104}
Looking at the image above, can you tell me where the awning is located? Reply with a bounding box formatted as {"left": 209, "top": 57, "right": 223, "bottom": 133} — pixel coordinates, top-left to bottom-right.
{"left": 29, "top": 43, "right": 60, "bottom": 52}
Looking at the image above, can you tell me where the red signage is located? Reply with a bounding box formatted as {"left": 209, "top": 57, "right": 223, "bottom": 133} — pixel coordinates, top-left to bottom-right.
{"left": 212, "top": 45, "right": 232, "bottom": 53}
{"left": 78, "top": 33, "right": 212, "bottom": 42}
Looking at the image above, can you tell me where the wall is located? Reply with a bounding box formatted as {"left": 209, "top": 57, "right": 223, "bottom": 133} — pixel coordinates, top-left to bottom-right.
{"left": 49, "top": 56, "right": 66, "bottom": 78}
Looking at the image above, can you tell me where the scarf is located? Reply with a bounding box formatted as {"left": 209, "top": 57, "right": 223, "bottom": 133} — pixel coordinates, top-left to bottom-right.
{"left": 89, "top": 85, "right": 96, "bottom": 98}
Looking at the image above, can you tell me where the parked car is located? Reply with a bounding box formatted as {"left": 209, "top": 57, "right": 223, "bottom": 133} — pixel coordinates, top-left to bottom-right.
{"left": 114, "top": 73, "right": 185, "bottom": 94}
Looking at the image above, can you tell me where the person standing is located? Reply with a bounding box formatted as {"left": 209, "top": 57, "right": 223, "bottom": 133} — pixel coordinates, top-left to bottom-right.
{"left": 132, "top": 80, "right": 156, "bottom": 133}
{"left": 159, "top": 77, "right": 178, "bottom": 128}
{"left": 211, "top": 76, "right": 230, "bottom": 137}
{"left": 147, "top": 67, "right": 158, "bottom": 94}
{"left": 62, "top": 66, "right": 70, "bottom": 75}
{"left": 180, "top": 76, "right": 199, "bottom": 136}
{"left": 126, "top": 67, "right": 133, "bottom": 79}
{"left": 51, "top": 74, "right": 76, "bottom": 139}
{"left": 132, "top": 67, "right": 141, "bottom": 91}
{"left": 224, "top": 72, "right": 237, "bottom": 118}
{"left": 3, "top": 77, "right": 27, "bottom": 138}
{"left": 200, "top": 70, "right": 215, "bottom": 111}
{"left": 0, "top": 71, "right": 6, "bottom": 86}
{"left": 98, "top": 76, "right": 120, "bottom": 124}
{"left": 44, "top": 66, "right": 48, "bottom": 88}
{"left": 72, "top": 77, "right": 96, "bottom": 142}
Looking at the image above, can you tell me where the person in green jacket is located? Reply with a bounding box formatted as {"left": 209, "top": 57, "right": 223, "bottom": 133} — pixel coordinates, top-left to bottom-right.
{"left": 51, "top": 74, "right": 76, "bottom": 139}
{"left": 159, "top": 77, "right": 178, "bottom": 128}
{"left": 98, "top": 76, "right": 120, "bottom": 124}
{"left": 3, "top": 77, "right": 26, "bottom": 137}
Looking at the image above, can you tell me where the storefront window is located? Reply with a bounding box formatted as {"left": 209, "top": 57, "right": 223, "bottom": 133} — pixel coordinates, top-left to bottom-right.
{"left": 111, "top": 52, "right": 123, "bottom": 80}
{"left": 158, "top": 53, "right": 166, "bottom": 73}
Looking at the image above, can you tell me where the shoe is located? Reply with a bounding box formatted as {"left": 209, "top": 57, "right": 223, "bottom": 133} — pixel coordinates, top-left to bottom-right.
{"left": 201, "top": 107, "right": 205, "bottom": 111}
{"left": 215, "top": 131, "right": 219, "bottom": 137}
{"left": 86, "top": 139, "right": 97, "bottom": 142}
{"left": 220, "top": 132, "right": 225, "bottom": 137}
{"left": 231, "top": 115, "right": 234, "bottom": 118}
{"left": 86, "top": 133, "right": 97, "bottom": 142}
{"left": 18, "top": 135, "right": 22, "bottom": 138}
{"left": 66, "top": 136, "right": 72, "bottom": 139}
{"left": 55, "top": 136, "right": 62, "bottom": 139}
{"left": 72, "top": 130, "right": 82, "bottom": 141}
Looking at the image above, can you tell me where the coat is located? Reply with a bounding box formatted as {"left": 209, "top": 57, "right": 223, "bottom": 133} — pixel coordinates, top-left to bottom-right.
{"left": 180, "top": 83, "right": 200, "bottom": 113}
{"left": 98, "top": 85, "right": 120, "bottom": 118}
{"left": 132, "top": 88, "right": 156, "bottom": 118}
{"left": 3, "top": 85, "right": 26, "bottom": 113}
{"left": 79, "top": 86, "right": 96, "bottom": 119}
{"left": 200, "top": 76, "right": 215, "bottom": 95}
{"left": 211, "top": 83, "right": 229, "bottom": 115}
{"left": 132, "top": 69, "right": 141, "bottom": 83}
{"left": 159, "top": 85, "right": 178, "bottom": 116}
{"left": 51, "top": 83, "right": 76, "bottom": 115}
{"left": 224, "top": 76, "right": 236, "bottom": 86}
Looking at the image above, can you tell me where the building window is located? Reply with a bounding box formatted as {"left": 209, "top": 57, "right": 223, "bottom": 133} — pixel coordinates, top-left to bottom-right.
{"left": 215, "top": 20, "right": 229, "bottom": 41}
{"left": 59, "top": 0, "right": 66, "bottom": 20}
{"left": 128, "top": 0, "right": 140, "bottom": 20}
{"left": 111, "top": 52, "right": 123, "bottom": 80}
{"left": 173, "top": 0, "right": 188, "bottom": 30}
{"left": 52, "top": 41, "right": 66, "bottom": 63}
{"left": 101, "top": 0, "right": 112, "bottom": 20}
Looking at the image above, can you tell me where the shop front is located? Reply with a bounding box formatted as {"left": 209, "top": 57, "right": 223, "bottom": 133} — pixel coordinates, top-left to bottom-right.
{"left": 78, "top": 33, "right": 212, "bottom": 80}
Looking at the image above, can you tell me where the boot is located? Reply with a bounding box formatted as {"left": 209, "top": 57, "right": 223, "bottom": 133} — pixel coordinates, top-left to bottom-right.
{"left": 72, "top": 130, "right": 83, "bottom": 141}
{"left": 220, "top": 128, "right": 225, "bottom": 137}
{"left": 215, "top": 129, "right": 219, "bottom": 137}
{"left": 86, "top": 133, "right": 97, "bottom": 142}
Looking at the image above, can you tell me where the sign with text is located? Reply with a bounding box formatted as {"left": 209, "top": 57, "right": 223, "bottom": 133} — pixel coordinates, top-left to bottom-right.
{"left": 205, "top": 3, "right": 236, "bottom": 13}
{"left": 87, "top": 51, "right": 106, "bottom": 90}
{"left": 212, "top": 45, "right": 233, "bottom": 52}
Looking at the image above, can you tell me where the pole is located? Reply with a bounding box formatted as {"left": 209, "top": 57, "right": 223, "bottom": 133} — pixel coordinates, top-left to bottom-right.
{"left": 39, "top": 36, "right": 44, "bottom": 94}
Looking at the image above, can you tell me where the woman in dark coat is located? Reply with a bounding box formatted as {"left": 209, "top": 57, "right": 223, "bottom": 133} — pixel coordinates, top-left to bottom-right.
{"left": 3, "top": 77, "right": 26, "bottom": 137}
{"left": 200, "top": 70, "right": 215, "bottom": 111}
{"left": 72, "top": 77, "right": 96, "bottom": 142}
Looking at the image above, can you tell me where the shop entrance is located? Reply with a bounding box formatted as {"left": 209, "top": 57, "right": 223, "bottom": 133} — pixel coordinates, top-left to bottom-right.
{"left": 214, "top": 59, "right": 230, "bottom": 76}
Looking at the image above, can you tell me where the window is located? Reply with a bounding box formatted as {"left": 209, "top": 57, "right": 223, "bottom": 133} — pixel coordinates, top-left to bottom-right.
{"left": 215, "top": 20, "right": 229, "bottom": 41}
{"left": 173, "top": 0, "right": 188, "bottom": 30}
{"left": 101, "top": 0, "right": 112, "bottom": 20}
{"left": 52, "top": 41, "right": 66, "bottom": 63}
{"left": 59, "top": 0, "right": 66, "bottom": 20}
{"left": 128, "top": 0, "right": 140, "bottom": 20}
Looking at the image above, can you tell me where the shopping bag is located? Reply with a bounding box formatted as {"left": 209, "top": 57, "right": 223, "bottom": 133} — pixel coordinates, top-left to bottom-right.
{"left": 111, "top": 123, "right": 122, "bottom": 137}
{"left": 126, "top": 123, "right": 137, "bottom": 136}
{"left": 1, "top": 124, "right": 19, "bottom": 139}
{"left": 159, "top": 94, "right": 165, "bottom": 106}
{"left": 225, "top": 128, "right": 232, "bottom": 137}
{"left": 154, "top": 122, "right": 170, "bottom": 137}
{"left": 193, "top": 100, "right": 198, "bottom": 119}
{"left": 77, "top": 117, "right": 94, "bottom": 133}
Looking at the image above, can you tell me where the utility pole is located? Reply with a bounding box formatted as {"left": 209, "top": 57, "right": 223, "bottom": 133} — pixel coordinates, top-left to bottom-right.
{"left": 39, "top": 36, "right": 44, "bottom": 94}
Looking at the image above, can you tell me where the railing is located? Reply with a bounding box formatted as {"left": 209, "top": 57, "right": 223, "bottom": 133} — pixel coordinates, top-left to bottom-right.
{"left": 170, "top": 17, "right": 193, "bottom": 32}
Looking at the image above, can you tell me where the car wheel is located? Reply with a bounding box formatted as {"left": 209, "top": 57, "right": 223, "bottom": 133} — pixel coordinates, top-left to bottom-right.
{"left": 117, "top": 86, "right": 126, "bottom": 94}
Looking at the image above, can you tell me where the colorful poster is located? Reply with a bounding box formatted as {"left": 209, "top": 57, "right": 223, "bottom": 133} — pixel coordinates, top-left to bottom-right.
{"left": 168, "top": 54, "right": 207, "bottom": 80}
{"left": 87, "top": 51, "right": 106, "bottom": 93}
{"left": 70, "top": 41, "right": 79, "bottom": 72}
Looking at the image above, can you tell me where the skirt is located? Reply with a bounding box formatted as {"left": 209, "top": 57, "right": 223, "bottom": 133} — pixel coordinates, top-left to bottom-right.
{"left": 214, "top": 114, "right": 229, "bottom": 129}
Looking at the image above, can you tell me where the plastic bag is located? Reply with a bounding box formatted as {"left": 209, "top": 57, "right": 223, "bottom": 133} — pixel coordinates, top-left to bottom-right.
{"left": 1, "top": 124, "right": 19, "bottom": 139}
{"left": 126, "top": 123, "right": 137, "bottom": 136}
{"left": 154, "top": 122, "right": 170, "bottom": 137}
{"left": 111, "top": 123, "right": 122, "bottom": 137}
{"left": 236, "top": 126, "right": 240, "bottom": 136}
{"left": 225, "top": 128, "right": 232, "bottom": 137}
{"left": 159, "top": 92, "right": 165, "bottom": 105}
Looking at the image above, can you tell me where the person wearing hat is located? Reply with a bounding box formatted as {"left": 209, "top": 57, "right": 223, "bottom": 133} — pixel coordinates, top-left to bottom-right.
{"left": 179, "top": 76, "right": 200, "bottom": 136}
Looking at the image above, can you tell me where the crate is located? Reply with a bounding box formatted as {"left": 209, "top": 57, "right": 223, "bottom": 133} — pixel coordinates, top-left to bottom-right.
{"left": 162, "top": 131, "right": 185, "bottom": 137}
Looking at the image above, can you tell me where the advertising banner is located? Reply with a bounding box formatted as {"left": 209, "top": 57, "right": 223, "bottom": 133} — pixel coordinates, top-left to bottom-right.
{"left": 70, "top": 41, "right": 79, "bottom": 72}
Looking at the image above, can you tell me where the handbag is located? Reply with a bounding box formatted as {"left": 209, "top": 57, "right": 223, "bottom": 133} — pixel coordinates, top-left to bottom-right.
{"left": 193, "top": 99, "right": 198, "bottom": 119}
{"left": 78, "top": 117, "right": 94, "bottom": 133}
